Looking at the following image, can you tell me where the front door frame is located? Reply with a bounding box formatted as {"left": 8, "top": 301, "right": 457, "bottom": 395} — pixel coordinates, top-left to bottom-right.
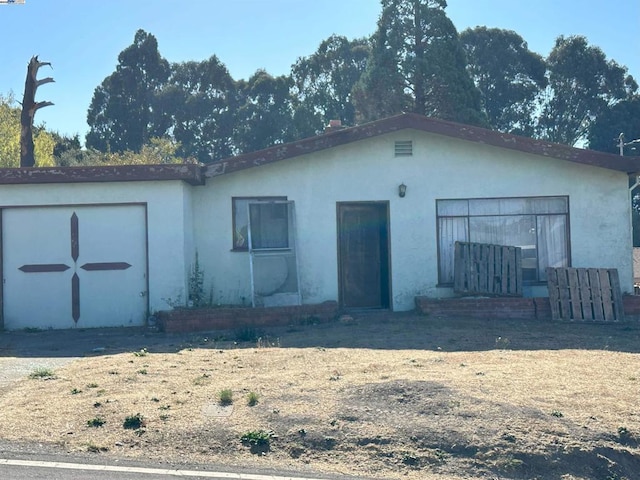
{"left": 336, "top": 201, "right": 391, "bottom": 310}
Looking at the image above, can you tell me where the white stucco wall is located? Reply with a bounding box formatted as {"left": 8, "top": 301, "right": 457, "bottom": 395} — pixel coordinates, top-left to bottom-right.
{"left": 0, "top": 180, "right": 194, "bottom": 318}
{"left": 193, "top": 130, "right": 633, "bottom": 311}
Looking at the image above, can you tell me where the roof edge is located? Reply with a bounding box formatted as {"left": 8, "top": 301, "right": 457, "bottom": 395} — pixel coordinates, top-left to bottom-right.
{"left": 205, "top": 113, "right": 640, "bottom": 177}
{"left": 0, "top": 163, "right": 204, "bottom": 186}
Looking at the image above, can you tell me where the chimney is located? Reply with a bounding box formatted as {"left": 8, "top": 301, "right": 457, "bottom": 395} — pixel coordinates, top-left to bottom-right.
{"left": 324, "top": 119, "right": 344, "bottom": 133}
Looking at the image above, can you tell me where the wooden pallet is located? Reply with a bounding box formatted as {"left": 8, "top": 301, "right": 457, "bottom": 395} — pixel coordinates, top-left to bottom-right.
{"left": 546, "top": 267, "right": 624, "bottom": 322}
{"left": 454, "top": 241, "right": 522, "bottom": 296}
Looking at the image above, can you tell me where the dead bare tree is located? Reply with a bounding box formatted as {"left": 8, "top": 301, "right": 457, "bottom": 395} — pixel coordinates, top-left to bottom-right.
{"left": 20, "top": 56, "right": 54, "bottom": 167}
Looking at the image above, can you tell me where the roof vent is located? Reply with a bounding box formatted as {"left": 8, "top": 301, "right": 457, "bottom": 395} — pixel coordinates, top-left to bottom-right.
{"left": 395, "top": 140, "right": 413, "bottom": 156}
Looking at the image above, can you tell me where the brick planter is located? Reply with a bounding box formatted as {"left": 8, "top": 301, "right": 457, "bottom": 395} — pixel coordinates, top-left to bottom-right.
{"left": 416, "top": 295, "right": 640, "bottom": 322}
{"left": 156, "top": 301, "right": 339, "bottom": 333}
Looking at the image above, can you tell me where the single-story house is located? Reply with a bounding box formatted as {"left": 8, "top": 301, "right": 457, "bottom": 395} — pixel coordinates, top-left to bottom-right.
{"left": 1, "top": 113, "right": 639, "bottom": 330}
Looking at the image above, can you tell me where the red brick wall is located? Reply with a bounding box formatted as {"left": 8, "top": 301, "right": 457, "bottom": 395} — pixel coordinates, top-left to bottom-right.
{"left": 156, "top": 301, "right": 338, "bottom": 333}
{"left": 416, "top": 295, "right": 640, "bottom": 321}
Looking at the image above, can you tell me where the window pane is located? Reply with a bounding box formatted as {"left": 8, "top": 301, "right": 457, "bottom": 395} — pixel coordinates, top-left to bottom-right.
{"left": 233, "top": 197, "right": 286, "bottom": 249}
{"left": 529, "top": 197, "right": 568, "bottom": 214}
{"left": 437, "top": 199, "right": 468, "bottom": 216}
{"left": 537, "top": 215, "right": 568, "bottom": 280}
{"left": 469, "top": 197, "right": 568, "bottom": 216}
{"left": 233, "top": 199, "right": 250, "bottom": 249}
{"left": 470, "top": 215, "right": 538, "bottom": 281}
{"left": 249, "top": 203, "right": 289, "bottom": 249}
{"left": 438, "top": 217, "right": 468, "bottom": 283}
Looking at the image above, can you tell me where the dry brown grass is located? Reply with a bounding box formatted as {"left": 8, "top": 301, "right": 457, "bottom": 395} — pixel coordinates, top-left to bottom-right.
{"left": 1, "top": 315, "right": 640, "bottom": 479}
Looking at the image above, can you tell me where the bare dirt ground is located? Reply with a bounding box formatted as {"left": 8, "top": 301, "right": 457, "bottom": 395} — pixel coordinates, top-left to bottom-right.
{"left": 1, "top": 312, "right": 640, "bottom": 479}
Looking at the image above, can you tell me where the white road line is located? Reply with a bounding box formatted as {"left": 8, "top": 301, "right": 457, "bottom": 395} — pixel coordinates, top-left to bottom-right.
{"left": 0, "top": 458, "right": 327, "bottom": 479}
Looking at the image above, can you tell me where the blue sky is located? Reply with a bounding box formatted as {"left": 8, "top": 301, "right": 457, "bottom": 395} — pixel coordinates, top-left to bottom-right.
{"left": 1, "top": 0, "right": 638, "bottom": 141}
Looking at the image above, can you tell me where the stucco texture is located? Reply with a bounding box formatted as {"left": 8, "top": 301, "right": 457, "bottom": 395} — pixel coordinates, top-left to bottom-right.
{"left": 193, "top": 130, "right": 633, "bottom": 312}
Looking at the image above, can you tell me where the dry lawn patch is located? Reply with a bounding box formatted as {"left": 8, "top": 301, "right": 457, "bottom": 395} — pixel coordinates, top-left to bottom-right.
{"left": 1, "top": 316, "right": 640, "bottom": 479}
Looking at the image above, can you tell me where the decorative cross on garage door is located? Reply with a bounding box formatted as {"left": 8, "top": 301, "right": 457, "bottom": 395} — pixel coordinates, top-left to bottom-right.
{"left": 18, "top": 212, "right": 131, "bottom": 322}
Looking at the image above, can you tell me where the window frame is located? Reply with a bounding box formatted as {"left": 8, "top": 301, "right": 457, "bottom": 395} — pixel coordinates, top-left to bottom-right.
{"left": 436, "top": 196, "right": 571, "bottom": 285}
{"left": 231, "top": 196, "right": 287, "bottom": 251}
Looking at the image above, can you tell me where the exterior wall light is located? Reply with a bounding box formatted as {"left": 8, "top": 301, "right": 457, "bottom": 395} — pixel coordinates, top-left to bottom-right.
{"left": 398, "top": 183, "right": 407, "bottom": 198}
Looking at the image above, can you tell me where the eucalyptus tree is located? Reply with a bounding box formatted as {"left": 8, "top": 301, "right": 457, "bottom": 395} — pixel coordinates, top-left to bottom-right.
{"left": 86, "top": 29, "right": 170, "bottom": 153}
{"left": 158, "top": 55, "right": 237, "bottom": 163}
{"left": 461, "top": 27, "right": 547, "bottom": 136}
{"left": 234, "top": 70, "right": 297, "bottom": 153}
{"left": 291, "top": 34, "right": 371, "bottom": 136}
{"left": 537, "top": 35, "right": 637, "bottom": 146}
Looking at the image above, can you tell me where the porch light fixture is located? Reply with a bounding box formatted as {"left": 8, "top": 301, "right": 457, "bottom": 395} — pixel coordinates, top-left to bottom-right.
{"left": 398, "top": 183, "right": 407, "bottom": 198}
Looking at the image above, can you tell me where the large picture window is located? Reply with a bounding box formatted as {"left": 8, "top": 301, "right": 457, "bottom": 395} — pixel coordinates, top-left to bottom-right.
{"left": 437, "top": 197, "right": 569, "bottom": 284}
{"left": 232, "top": 197, "right": 287, "bottom": 250}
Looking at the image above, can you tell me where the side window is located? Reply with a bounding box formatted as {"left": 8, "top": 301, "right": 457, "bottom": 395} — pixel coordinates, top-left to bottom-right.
{"left": 232, "top": 197, "right": 286, "bottom": 250}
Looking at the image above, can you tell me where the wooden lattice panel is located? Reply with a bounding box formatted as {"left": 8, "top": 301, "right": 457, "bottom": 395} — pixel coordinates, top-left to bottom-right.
{"left": 546, "top": 267, "right": 624, "bottom": 322}
{"left": 454, "top": 241, "right": 522, "bottom": 297}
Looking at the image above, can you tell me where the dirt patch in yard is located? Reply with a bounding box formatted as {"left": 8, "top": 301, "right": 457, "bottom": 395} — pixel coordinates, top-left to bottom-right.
{"left": 1, "top": 313, "right": 640, "bottom": 479}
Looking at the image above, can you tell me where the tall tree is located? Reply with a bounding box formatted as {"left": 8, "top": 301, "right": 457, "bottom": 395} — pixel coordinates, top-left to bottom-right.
{"left": 353, "top": 0, "right": 486, "bottom": 126}
{"left": 234, "top": 70, "right": 296, "bottom": 153}
{"left": 86, "top": 29, "right": 170, "bottom": 153}
{"left": 588, "top": 95, "right": 640, "bottom": 155}
{"left": 158, "top": 56, "right": 236, "bottom": 163}
{"left": 291, "top": 35, "right": 371, "bottom": 136}
{"left": 461, "top": 27, "right": 547, "bottom": 136}
{"left": 537, "top": 35, "right": 637, "bottom": 146}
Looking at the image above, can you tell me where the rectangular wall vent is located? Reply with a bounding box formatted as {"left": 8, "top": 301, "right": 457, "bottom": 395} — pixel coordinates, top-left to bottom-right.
{"left": 394, "top": 140, "right": 413, "bottom": 156}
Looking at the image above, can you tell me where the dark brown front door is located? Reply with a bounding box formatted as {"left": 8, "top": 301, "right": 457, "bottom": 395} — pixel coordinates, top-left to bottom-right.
{"left": 337, "top": 202, "right": 390, "bottom": 309}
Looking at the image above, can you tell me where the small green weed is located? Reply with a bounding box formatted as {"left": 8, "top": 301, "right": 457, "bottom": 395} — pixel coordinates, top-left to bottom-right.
{"left": 70, "top": 388, "right": 82, "bottom": 395}
{"left": 123, "top": 413, "right": 145, "bottom": 430}
{"left": 133, "top": 348, "right": 148, "bottom": 357}
{"left": 247, "top": 392, "right": 259, "bottom": 406}
{"left": 137, "top": 369, "right": 148, "bottom": 375}
{"left": 218, "top": 389, "right": 233, "bottom": 406}
{"left": 241, "top": 429, "right": 274, "bottom": 447}
{"left": 86, "top": 383, "right": 99, "bottom": 389}
{"left": 87, "top": 417, "right": 106, "bottom": 428}
{"left": 86, "top": 443, "right": 109, "bottom": 453}
{"left": 28, "top": 367, "right": 55, "bottom": 379}
{"left": 550, "top": 410, "right": 564, "bottom": 418}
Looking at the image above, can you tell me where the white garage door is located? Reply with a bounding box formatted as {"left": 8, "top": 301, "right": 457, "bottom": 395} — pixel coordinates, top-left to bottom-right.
{"left": 2, "top": 205, "right": 148, "bottom": 330}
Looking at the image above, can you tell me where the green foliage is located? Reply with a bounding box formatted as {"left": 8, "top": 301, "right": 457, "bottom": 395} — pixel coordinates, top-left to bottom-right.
{"left": 588, "top": 95, "right": 640, "bottom": 155}
{"left": 87, "top": 417, "right": 106, "bottom": 428}
{"left": 537, "top": 35, "right": 637, "bottom": 146}
{"left": 353, "top": 0, "right": 486, "bottom": 126}
{"left": 234, "top": 70, "right": 297, "bottom": 153}
{"left": 240, "top": 429, "right": 274, "bottom": 447}
{"left": 247, "top": 392, "right": 260, "bottom": 406}
{"left": 133, "top": 348, "right": 148, "bottom": 357}
{"left": 291, "top": 35, "right": 371, "bottom": 135}
{"left": 218, "top": 389, "right": 233, "bottom": 406}
{"left": 86, "top": 29, "right": 170, "bottom": 153}
{"left": 28, "top": 367, "right": 56, "bottom": 379}
{"left": 0, "top": 94, "right": 55, "bottom": 167}
{"left": 461, "top": 27, "right": 547, "bottom": 136}
{"left": 123, "top": 413, "right": 145, "bottom": 430}
{"left": 158, "top": 56, "right": 236, "bottom": 163}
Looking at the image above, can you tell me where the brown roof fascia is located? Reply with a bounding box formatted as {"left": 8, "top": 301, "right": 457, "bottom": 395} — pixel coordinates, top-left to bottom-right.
{"left": 0, "top": 163, "right": 204, "bottom": 186}
{"left": 205, "top": 113, "right": 640, "bottom": 177}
